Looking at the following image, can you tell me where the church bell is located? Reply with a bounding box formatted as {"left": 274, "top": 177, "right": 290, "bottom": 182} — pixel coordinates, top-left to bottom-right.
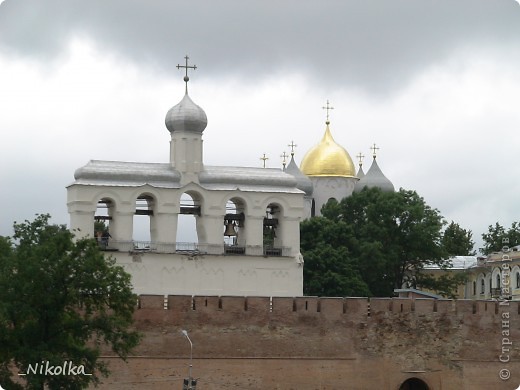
{"left": 224, "top": 221, "right": 237, "bottom": 237}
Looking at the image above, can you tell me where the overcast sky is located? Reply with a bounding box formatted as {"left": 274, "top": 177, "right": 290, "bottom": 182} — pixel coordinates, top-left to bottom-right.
{"left": 1, "top": 0, "right": 519, "bottom": 252}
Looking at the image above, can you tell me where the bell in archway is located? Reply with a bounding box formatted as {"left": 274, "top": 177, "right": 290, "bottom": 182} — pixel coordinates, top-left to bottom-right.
{"left": 224, "top": 221, "right": 237, "bottom": 237}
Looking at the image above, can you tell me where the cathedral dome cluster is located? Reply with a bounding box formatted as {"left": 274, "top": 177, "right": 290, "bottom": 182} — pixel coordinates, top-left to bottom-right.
{"left": 295, "top": 105, "right": 394, "bottom": 217}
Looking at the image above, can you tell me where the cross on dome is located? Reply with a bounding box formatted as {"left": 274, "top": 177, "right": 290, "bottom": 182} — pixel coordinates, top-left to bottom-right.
{"left": 280, "top": 151, "right": 289, "bottom": 168}
{"left": 371, "top": 143, "right": 380, "bottom": 159}
{"left": 356, "top": 152, "right": 365, "bottom": 167}
{"left": 260, "top": 153, "right": 269, "bottom": 168}
{"left": 177, "top": 55, "right": 197, "bottom": 94}
{"left": 288, "top": 140, "right": 298, "bottom": 156}
{"left": 322, "top": 100, "right": 334, "bottom": 124}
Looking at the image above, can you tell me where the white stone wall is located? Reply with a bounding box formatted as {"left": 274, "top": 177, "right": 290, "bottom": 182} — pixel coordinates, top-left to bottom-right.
{"left": 114, "top": 251, "right": 303, "bottom": 297}
{"left": 67, "top": 181, "right": 305, "bottom": 296}
{"left": 309, "top": 176, "right": 357, "bottom": 216}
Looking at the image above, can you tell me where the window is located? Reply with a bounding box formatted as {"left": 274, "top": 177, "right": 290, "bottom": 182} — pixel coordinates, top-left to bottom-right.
{"left": 480, "top": 279, "right": 485, "bottom": 294}
{"left": 496, "top": 273, "right": 501, "bottom": 288}
{"left": 516, "top": 272, "right": 520, "bottom": 289}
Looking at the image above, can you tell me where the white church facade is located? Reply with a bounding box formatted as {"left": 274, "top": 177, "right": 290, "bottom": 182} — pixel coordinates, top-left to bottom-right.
{"left": 67, "top": 57, "right": 394, "bottom": 297}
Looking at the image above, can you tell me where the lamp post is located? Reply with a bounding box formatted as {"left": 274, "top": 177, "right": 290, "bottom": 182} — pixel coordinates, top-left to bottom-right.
{"left": 181, "top": 329, "right": 194, "bottom": 389}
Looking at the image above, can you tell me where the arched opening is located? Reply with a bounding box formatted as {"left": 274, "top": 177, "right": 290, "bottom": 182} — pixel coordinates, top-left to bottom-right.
{"left": 94, "top": 198, "right": 115, "bottom": 250}
{"left": 263, "top": 203, "right": 283, "bottom": 256}
{"left": 480, "top": 278, "right": 485, "bottom": 294}
{"left": 516, "top": 271, "right": 520, "bottom": 289}
{"left": 223, "top": 198, "right": 246, "bottom": 255}
{"left": 399, "top": 377, "right": 430, "bottom": 390}
{"left": 311, "top": 199, "right": 316, "bottom": 217}
{"left": 492, "top": 268, "right": 501, "bottom": 297}
{"left": 133, "top": 194, "right": 154, "bottom": 250}
{"left": 176, "top": 192, "right": 201, "bottom": 251}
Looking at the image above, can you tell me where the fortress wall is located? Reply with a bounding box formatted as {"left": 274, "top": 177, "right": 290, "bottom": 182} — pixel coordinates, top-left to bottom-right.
{"left": 134, "top": 295, "right": 520, "bottom": 323}
{"left": 96, "top": 295, "right": 520, "bottom": 389}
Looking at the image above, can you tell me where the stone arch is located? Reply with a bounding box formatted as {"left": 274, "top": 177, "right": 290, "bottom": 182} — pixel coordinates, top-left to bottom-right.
{"left": 398, "top": 377, "right": 430, "bottom": 390}
{"left": 94, "top": 194, "right": 119, "bottom": 248}
{"left": 477, "top": 273, "right": 486, "bottom": 295}
{"left": 492, "top": 267, "right": 501, "bottom": 296}
{"left": 263, "top": 200, "right": 285, "bottom": 255}
{"left": 223, "top": 196, "right": 247, "bottom": 253}
{"left": 512, "top": 265, "right": 520, "bottom": 289}
{"left": 486, "top": 273, "right": 492, "bottom": 297}
{"left": 177, "top": 189, "right": 205, "bottom": 249}
{"left": 132, "top": 191, "right": 158, "bottom": 245}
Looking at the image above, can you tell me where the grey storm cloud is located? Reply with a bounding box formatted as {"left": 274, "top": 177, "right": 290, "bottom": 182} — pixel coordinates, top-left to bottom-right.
{"left": 1, "top": 0, "right": 519, "bottom": 94}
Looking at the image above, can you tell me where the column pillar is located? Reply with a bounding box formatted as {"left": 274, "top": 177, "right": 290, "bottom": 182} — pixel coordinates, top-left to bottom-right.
{"left": 69, "top": 210, "right": 95, "bottom": 239}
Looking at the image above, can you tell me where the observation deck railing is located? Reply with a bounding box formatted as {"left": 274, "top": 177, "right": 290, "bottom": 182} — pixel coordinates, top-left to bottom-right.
{"left": 98, "top": 240, "right": 290, "bottom": 257}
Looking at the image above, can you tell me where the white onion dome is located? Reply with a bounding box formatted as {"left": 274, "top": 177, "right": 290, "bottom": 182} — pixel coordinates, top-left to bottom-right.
{"left": 165, "top": 93, "right": 207, "bottom": 134}
{"left": 285, "top": 155, "right": 314, "bottom": 196}
{"left": 354, "top": 158, "right": 394, "bottom": 192}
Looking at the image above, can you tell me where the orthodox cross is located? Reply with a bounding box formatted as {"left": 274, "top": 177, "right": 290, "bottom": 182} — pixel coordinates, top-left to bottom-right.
{"left": 356, "top": 152, "right": 365, "bottom": 167}
{"left": 322, "top": 100, "right": 334, "bottom": 123}
{"left": 288, "top": 140, "right": 297, "bottom": 156}
{"left": 280, "top": 151, "right": 289, "bottom": 169}
{"left": 260, "top": 153, "right": 269, "bottom": 168}
{"left": 177, "top": 55, "right": 197, "bottom": 94}
{"left": 370, "top": 143, "right": 380, "bottom": 158}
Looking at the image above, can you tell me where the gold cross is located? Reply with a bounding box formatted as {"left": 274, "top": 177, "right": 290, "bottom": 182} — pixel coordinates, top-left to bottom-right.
{"left": 370, "top": 143, "right": 380, "bottom": 158}
{"left": 260, "top": 153, "right": 269, "bottom": 168}
{"left": 288, "top": 140, "right": 297, "bottom": 156}
{"left": 280, "top": 151, "right": 289, "bottom": 169}
{"left": 356, "top": 152, "right": 365, "bottom": 166}
{"left": 177, "top": 55, "right": 197, "bottom": 94}
{"left": 322, "top": 100, "right": 334, "bottom": 123}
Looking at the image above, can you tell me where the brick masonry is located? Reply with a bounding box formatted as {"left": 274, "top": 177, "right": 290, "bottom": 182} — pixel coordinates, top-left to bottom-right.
{"left": 93, "top": 296, "right": 520, "bottom": 389}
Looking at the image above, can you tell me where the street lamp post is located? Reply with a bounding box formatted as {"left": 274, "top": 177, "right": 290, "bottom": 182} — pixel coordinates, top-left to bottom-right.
{"left": 181, "top": 330, "right": 194, "bottom": 390}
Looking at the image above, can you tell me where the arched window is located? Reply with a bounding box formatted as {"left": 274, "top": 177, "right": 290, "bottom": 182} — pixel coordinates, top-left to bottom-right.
{"left": 264, "top": 203, "right": 284, "bottom": 256}
{"left": 177, "top": 192, "right": 202, "bottom": 251}
{"left": 133, "top": 194, "right": 154, "bottom": 249}
{"left": 399, "top": 377, "right": 430, "bottom": 390}
{"left": 516, "top": 272, "right": 520, "bottom": 289}
{"left": 95, "top": 197, "right": 116, "bottom": 250}
{"left": 480, "top": 279, "right": 485, "bottom": 294}
{"left": 496, "top": 273, "right": 501, "bottom": 288}
{"left": 223, "top": 198, "right": 246, "bottom": 254}
{"left": 472, "top": 281, "right": 476, "bottom": 296}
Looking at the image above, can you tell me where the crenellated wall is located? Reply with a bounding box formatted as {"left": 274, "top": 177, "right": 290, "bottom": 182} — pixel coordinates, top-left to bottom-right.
{"left": 96, "top": 296, "right": 520, "bottom": 390}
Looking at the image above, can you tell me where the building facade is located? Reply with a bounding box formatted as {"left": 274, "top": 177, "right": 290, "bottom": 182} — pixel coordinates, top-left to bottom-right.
{"left": 67, "top": 62, "right": 305, "bottom": 297}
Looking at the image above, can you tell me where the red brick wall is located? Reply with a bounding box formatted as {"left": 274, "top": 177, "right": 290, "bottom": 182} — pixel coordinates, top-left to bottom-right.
{"left": 95, "top": 296, "right": 520, "bottom": 389}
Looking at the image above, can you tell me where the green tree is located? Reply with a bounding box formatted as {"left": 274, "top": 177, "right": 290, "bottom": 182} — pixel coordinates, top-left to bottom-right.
{"left": 415, "top": 271, "right": 469, "bottom": 299}
{"left": 441, "top": 221, "right": 476, "bottom": 256}
{"left": 481, "top": 222, "right": 520, "bottom": 255}
{"left": 301, "top": 217, "right": 370, "bottom": 297}
{"left": 304, "top": 188, "right": 457, "bottom": 297}
{"left": 0, "top": 214, "right": 140, "bottom": 390}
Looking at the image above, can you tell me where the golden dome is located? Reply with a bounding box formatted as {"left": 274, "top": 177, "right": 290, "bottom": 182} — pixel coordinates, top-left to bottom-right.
{"left": 300, "top": 123, "right": 356, "bottom": 177}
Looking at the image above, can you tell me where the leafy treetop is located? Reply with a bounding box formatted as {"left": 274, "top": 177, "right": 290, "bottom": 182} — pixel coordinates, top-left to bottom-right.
{"left": 0, "top": 214, "right": 140, "bottom": 390}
